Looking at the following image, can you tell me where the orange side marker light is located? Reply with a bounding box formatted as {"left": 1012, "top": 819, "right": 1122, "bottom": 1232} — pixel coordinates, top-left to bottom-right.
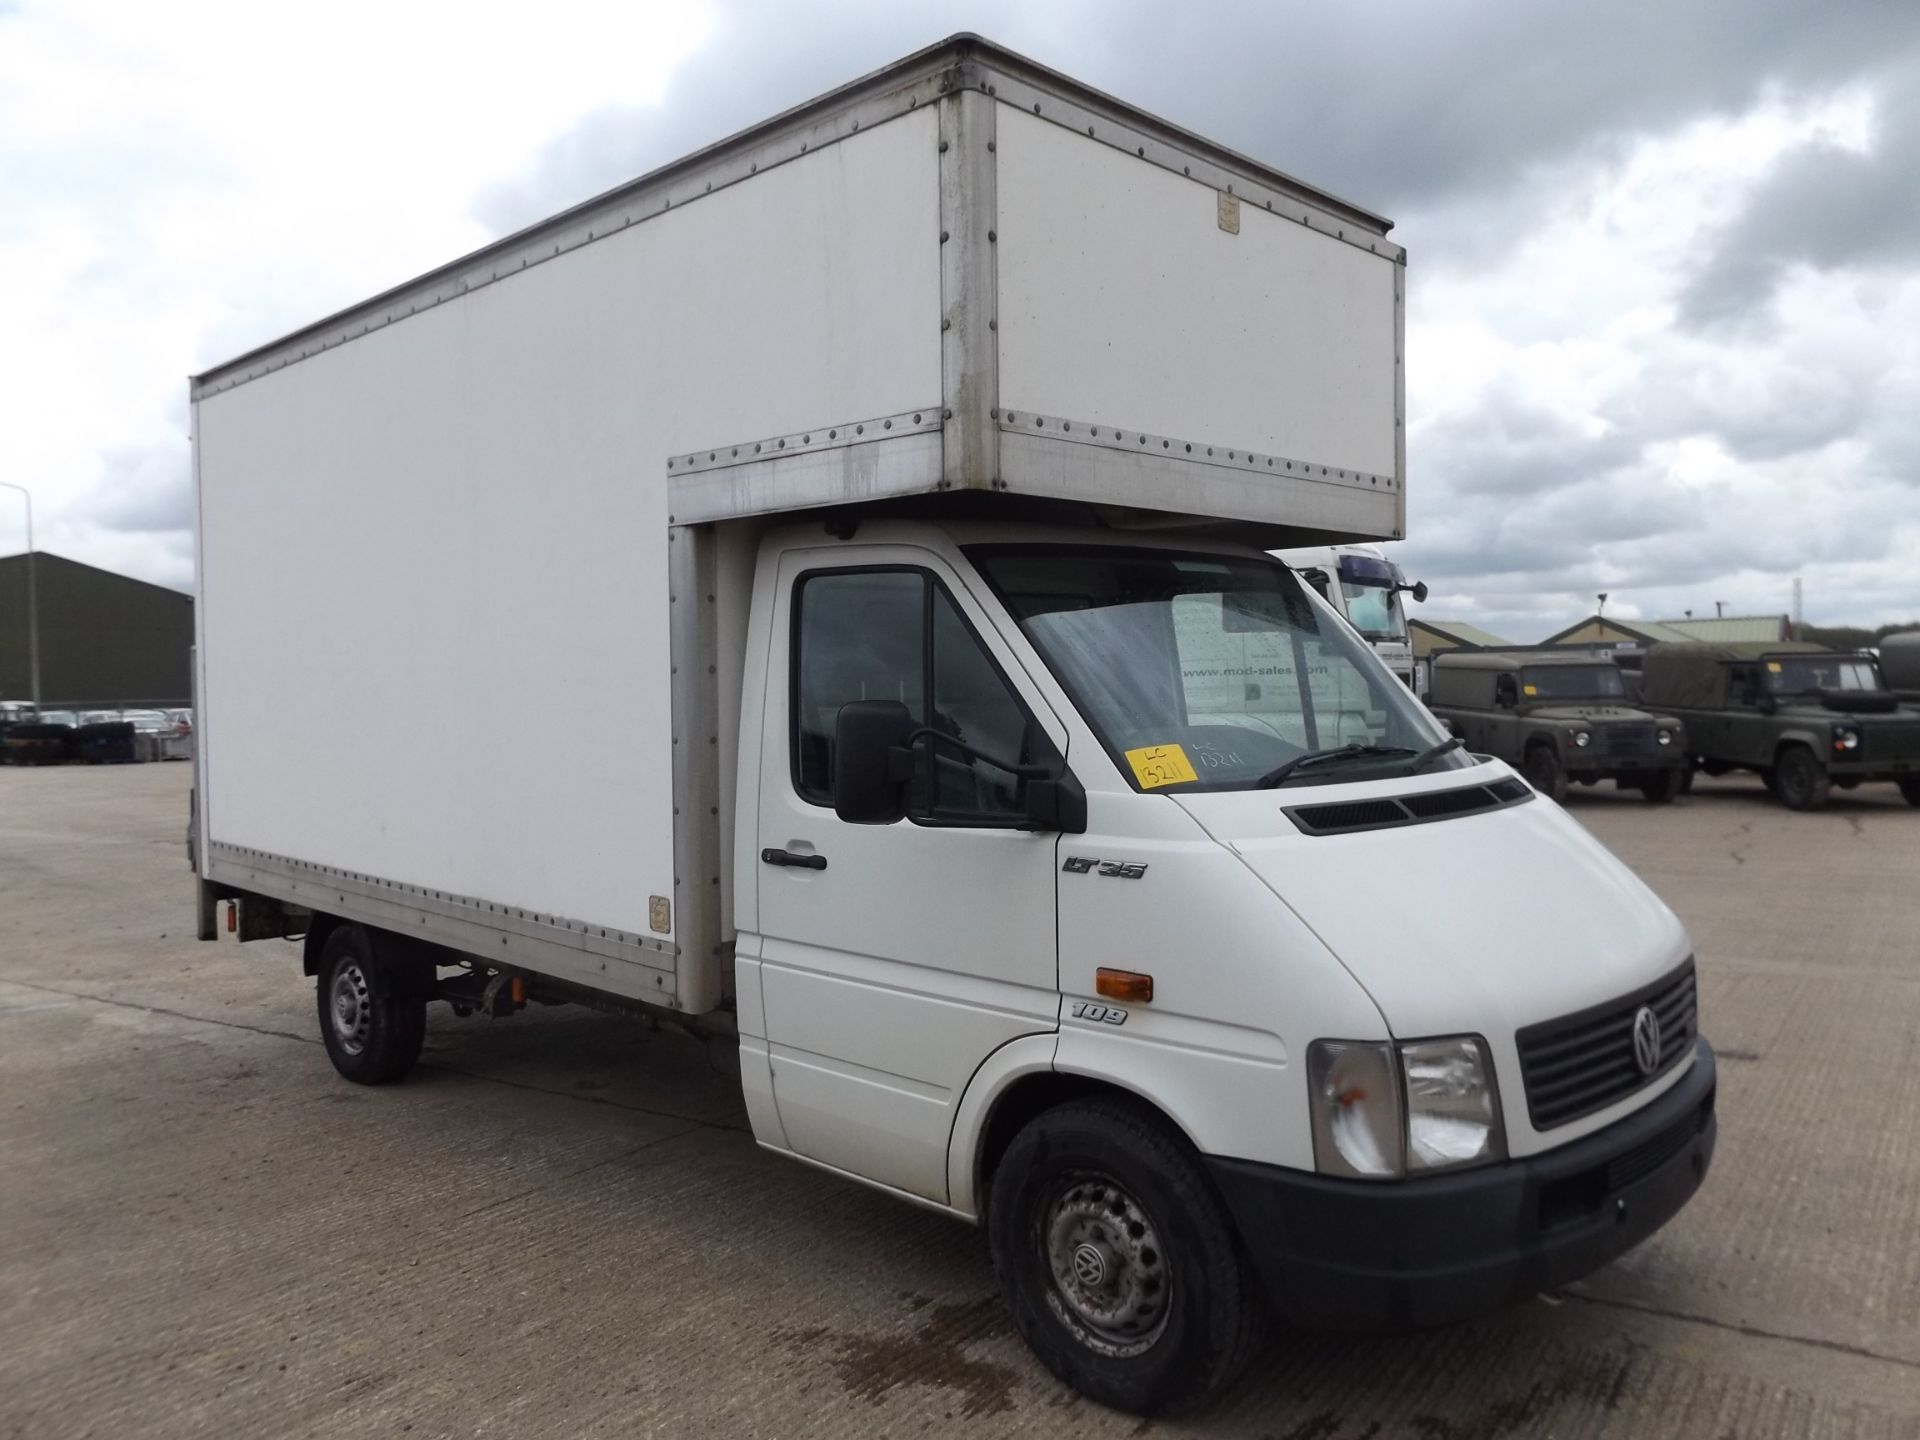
{"left": 1096, "top": 968, "right": 1153, "bottom": 1004}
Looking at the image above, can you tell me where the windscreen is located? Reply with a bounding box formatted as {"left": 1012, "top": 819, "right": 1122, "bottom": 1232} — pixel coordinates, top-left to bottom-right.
{"left": 1765, "top": 656, "right": 1884, "bottom": 694}
{"left": 1520, "top": 665, "right": 1626, "bottom": 700}
{"left": 970, "top": 546, "right": 1463, "bottom": 792}
{"left": 1335, "top": 553, "right": 1405, "bottom": 641}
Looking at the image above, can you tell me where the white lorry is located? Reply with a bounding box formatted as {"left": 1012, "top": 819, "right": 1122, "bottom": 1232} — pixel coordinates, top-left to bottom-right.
{"left": 190, "top": 37, "right": 1716, "bottom": 1414}
{"left": 1276, "top": 542, "right": 1425, "bottom": 686}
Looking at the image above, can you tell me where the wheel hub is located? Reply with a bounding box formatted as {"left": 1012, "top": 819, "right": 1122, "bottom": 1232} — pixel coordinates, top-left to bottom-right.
{"left": 1040, "top": 1173, "right": 1170, "bottom": 1358}
{"left": 329, "top": 961, "right": 372, "bottom": 1056}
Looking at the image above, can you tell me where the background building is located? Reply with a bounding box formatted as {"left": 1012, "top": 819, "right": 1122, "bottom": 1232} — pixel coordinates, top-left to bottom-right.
{"left": 0, "top": 552, "right": 194, "bottom": 707}
{"left": 1409, "top": 618, "right": 1512, "bottom": 661}
{"left": 1539, "top": 613, "right": 1788, "bottom": 658}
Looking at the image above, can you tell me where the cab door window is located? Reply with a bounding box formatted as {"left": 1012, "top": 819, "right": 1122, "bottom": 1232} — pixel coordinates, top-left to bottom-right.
{"left": 792, "top": 570, "right": 924, "bottom": 805}
{"left": 792, "top": 569, "right": 1039, "bottom": 825}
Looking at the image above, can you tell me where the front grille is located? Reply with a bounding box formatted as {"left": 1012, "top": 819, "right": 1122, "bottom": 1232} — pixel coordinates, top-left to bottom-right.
{"left": 1516, "top": 961, "right": 1697, "bottom": 1130}
{"left": 1596, "top": 721, "right": 1656, "bottom": 758}
{"left": 1860, "top": 722, "right": 1920, "bottom": 765}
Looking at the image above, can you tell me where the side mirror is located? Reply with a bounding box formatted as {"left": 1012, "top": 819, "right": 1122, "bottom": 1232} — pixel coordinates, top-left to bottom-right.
{"left": 1494, "top": 676, "right": 1519, "bottom": 708}
{"left": 832, "top": 700, "right": 913, "bottom": 824}
{"left": 1408, "top": 580, "right": 1429, "bottom": 604}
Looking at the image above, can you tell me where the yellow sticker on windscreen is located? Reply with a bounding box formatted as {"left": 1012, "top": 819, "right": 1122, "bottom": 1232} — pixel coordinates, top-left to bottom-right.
{"left": 1767, "top": 661, "right": 1783, "bottom": 672}
{"left": 1523, "top": 684, "right": 1539, "bottom": 696}
{"left": 1125, "top": 744, "right": 1199, "bottom": 790}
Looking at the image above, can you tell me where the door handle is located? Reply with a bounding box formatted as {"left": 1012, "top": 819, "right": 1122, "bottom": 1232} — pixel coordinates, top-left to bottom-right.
{"left": 761, "top": 848, "right": 827, "bottom": 871}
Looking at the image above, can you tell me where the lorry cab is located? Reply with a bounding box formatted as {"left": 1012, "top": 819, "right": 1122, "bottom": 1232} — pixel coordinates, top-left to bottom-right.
{"left": 1273, "top": 544, "right": 1424, "bottom": 686}
{"left": 1425, "top": 649, "right": 1687, "bottom": 803}
{"left": 1640, "top": 641, "right": 1920, "bottom": 810}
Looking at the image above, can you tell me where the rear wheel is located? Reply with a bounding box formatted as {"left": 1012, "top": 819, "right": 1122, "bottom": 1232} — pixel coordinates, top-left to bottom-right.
{"left": 988, "top": 1098, "right": 1261, "bottom": 1415}
{"left": 1522, "top": 744, "right": 1567, "bottom": 803}
{"left": 1899, "top": 777, "right": 1920, "bottom": 807}
{"left": 1638, "top": 769, "right": 1683, "bottom": 804}
{"left": 316, "top": 924, "right": 427, "bottom": 1084}
{"left": 1773, "top": 746, "right": 1831, "bottom": 812}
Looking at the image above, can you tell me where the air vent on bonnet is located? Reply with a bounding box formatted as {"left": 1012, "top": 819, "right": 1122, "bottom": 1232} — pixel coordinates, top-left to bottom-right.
{"left": 1286, "top": 777, "right": 1534, "bottom": 836}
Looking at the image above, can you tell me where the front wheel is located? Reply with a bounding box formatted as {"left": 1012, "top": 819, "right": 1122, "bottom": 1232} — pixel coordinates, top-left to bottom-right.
{"left": 1773, "top": 746, "right": 1831, "bottom": 812}
{"left": 988, "top": 1098, "right": 1261, "bottom": 1415}
{"left": 1638, "top": 769, "right": 1684, "bottom": 804}
{"left": 1522, "top": 745, "right": 1568, "bottom": 803}
{"left": 316, "top": 924, "right": 427, "bottom": 1084}
{"left": 1899, "top": 776, "right": 1920, "bottom": 807}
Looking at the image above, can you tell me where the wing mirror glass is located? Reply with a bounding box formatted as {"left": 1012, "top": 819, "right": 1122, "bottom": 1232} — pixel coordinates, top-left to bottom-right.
{"left": 832, "top": 700, "right": 913, "bottom": 824}
{"left": 1494, "top": 675, "right": 1519, "bottom": 708}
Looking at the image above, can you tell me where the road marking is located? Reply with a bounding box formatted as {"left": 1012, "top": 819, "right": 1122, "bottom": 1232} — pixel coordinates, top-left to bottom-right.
{"left": 0, "top": 1000, "right": 74, "bottom": 1016}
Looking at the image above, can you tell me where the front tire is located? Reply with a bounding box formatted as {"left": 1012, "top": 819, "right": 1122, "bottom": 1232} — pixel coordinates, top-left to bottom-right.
{"left": 1638, "top": 769, "right": 1683, "bottom": 804}
{"left": 988, "top": 1098, "right": 1260, "bottom": 1415}
{"left": 1773, "top": 745, "right": 1831, "bottom": 812}
{"left": 316, "top": 924, "right": 427, "bottom": 1084}
{"left": 1899, "top": 776, "right": 1920, "bottom": 807}
{"left": 1522, "top": 744, "right": 1568, "bottom": 803}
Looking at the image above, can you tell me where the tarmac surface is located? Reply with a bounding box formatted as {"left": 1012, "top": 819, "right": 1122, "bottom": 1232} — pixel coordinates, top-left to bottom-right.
{"left": 3, "top": 762, "right": 1918, "bottom": 1438}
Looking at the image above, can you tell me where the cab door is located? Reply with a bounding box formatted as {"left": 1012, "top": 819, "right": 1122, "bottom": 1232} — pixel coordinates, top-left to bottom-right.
{"left": 744, "top": 546, "right": 1065, "bottom": 1203}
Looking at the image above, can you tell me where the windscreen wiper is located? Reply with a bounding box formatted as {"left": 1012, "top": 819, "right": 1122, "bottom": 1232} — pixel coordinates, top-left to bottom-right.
{"left": 1254, "top": 744, "right": 1417, "bottom": 789}
{"left": 1405, "top": 735, "right": 1465, "bottom": 773}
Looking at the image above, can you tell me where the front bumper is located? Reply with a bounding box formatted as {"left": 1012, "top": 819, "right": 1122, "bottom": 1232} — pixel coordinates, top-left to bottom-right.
{"left": 1207, "top": 1037, "right": 1717, "bottom": 1330}
{"left": 1830, "top": 759, "right": 1919, "bottom": 779}
{"left": 1567, "top": 753, "right": 1684, "bottom": 777}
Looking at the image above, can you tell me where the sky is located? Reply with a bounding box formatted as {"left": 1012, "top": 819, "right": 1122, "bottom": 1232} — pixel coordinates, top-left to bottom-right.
{"left": 2, "top": 0, "right": 1917, "bottom": 639}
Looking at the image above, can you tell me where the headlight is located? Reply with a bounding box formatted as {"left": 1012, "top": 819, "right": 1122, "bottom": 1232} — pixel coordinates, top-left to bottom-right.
{"left": 1402, "top": 1038, "right": 1505, "bottom": 1172}
{"left": 1306, "top": 1041, "right": 1401, "bottom": 1179}
{"left": 1572, "top": 731, "right": 1592, "bottom": 748}
{"left": 1833, "top": 727, "right": 1860, "bottom": 752}
{"left": 1307, "top": 1036, "right": 1506, "bottom": 1180}
{"left": 1656, "top": 729, "right": 1675, "bottom": 746}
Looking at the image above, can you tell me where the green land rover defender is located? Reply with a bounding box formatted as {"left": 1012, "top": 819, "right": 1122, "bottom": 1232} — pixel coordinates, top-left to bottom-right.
{"left": 1639, "top": 641, "right": 1920, "bottom": 811}
{"left": 1426, "top": 650, "right": 1687, "bottom": 803}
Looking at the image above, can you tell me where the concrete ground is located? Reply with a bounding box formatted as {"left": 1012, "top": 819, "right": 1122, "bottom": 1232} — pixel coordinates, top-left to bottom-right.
{"left": 3, "top": 763, "right": 1918, "bottom": 1439}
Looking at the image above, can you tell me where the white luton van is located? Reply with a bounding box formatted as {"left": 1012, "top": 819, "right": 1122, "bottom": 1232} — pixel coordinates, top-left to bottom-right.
{"left": 190, "top": 37, "right": 1716, "bottom": 1414}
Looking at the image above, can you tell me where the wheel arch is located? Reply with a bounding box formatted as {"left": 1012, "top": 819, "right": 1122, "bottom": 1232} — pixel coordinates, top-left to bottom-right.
{"left": 1771, "top": 730, "right": 1825, "bottom": 766}
{"left": 949, "top": 1039, "right": 1214, "bottom": 1220}
{"left": 301, "top": 912, "right": 347, "bottom": 977}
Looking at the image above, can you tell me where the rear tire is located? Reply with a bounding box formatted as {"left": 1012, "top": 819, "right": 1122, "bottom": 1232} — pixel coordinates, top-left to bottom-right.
{"left": 1522, "top": 744, "right": 1567, "bottom": 803}
{"left": 1638, "top": 769, "right": 1683, "bottom": 804}
{"left": 1899, "top": 777, "right": 1920, "bottom": 807}
{"left": 1773, "top": 746, "right": 1831, "bottom": 812}
{"left": 988, "top": 1098, "right": 1261, "bottom": 1415}
{"left": 316, "top": 924, "right": 427, "bottom": 1084}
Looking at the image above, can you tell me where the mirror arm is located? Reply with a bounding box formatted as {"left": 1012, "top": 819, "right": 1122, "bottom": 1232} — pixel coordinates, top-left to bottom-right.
{"left": 903, "top": 727, "right": 1056, "bottom": 780}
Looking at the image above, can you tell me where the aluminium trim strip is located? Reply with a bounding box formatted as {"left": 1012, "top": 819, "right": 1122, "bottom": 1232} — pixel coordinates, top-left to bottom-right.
{"left": 206, "top": 840, "right": 678, "bottom": 983}
{"left": 666, "top": 407, "right": 945, "bottom": 476}
{"left": 994, "top": 409, "right": 1399, "bottom": 493}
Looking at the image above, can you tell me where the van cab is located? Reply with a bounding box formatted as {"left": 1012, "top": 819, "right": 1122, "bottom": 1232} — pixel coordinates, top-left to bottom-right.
{"left": 735, "top": 519, "right": 1716, "bottom": 1403}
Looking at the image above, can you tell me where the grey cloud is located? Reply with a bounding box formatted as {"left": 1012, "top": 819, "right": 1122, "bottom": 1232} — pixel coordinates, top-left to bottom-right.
{"left": 1679, "top": 55, "right": 1920, "bottom": 326}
